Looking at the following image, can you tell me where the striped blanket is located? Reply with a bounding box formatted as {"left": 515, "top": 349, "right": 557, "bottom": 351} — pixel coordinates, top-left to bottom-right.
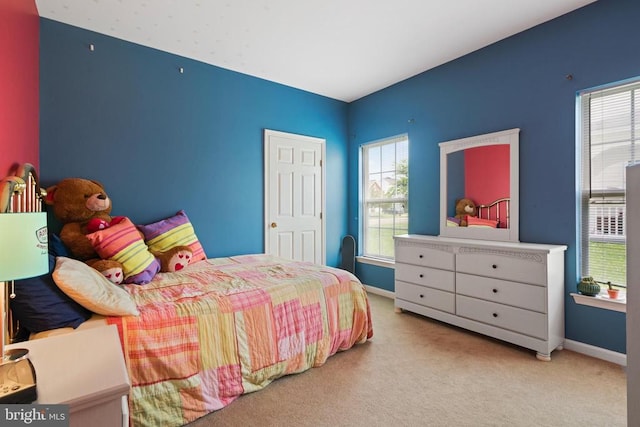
{"left": 108, "top": 254, "right": 373, "bottom": 427}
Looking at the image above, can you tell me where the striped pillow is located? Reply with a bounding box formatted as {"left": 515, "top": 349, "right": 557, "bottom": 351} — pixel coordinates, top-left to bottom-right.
{"left": 137, "top": 210, "right": 206, "bottom": 262}
{"left": 86, "top": 217, "right": 160, "bottom": 284}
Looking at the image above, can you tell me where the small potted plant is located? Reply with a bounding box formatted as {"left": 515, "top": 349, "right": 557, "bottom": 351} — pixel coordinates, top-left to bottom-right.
{"left": 606, "top": 282, "right": 620, "bottom": 299}
{"left": 577, "top": 276, "right": 600, "bottom": 296}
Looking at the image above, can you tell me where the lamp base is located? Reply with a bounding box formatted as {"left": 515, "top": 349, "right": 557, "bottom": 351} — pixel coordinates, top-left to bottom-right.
{"left": 2, "top": 348, "right": 29, "bottom": 364}
{"left": 0, "top": 357, "right": 37, "bottom": 404}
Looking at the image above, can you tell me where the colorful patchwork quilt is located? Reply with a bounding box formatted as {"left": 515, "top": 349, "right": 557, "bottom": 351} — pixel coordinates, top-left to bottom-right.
{"left": 107, "top": 254, "right": 373, "bottom": 427}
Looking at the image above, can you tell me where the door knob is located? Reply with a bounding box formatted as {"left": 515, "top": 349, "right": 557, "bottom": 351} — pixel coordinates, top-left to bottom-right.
{"left": 270, "top": 222, "right": 277, "bottom": 228}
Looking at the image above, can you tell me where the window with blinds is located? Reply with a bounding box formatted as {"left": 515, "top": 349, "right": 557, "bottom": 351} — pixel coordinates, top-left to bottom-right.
{"left": 579, "top": 79, "right": 640, "bottom": 289}
{"left": 361, "top": 135, "right": 409, "bottom": 259}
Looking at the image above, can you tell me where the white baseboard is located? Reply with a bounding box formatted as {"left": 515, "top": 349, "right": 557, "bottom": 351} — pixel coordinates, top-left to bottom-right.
{"left": 363, "top": 285, "right": 394, "bottom": 299}
{"left": 563, "top": 339, "right": 627, "bottom": 366}
{"left": 363, "top": 285, "right": 627, "bottom": 366}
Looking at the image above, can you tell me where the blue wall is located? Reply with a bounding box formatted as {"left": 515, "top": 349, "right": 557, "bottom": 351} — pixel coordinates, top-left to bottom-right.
{"left": 39, "top": 19, "right": 349, "bottom": 267}
{"left": 348, "top": 0, "right": 640, "bottom": 353}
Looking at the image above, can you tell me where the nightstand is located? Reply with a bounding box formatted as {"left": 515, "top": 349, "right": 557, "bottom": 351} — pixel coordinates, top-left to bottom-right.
{"left": 6, "top": 324, "right": 131, "bottom": 427}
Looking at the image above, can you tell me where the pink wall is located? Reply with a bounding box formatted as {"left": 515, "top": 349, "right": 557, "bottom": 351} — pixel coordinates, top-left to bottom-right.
{"left": 464, "top": 144, "right": 510, "bottom": 226}
{"left": 0, "top": 0, "right": 39, "bottom": 176}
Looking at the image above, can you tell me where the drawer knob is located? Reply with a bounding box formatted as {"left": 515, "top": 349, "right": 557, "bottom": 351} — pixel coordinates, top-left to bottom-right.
{"left": 419, "top": 254, "right": 424, "bottom": 259}
{"left": 419, "top": 274, "right": 424, "bottom": 278}
{"left": 419, "top": 294, "right": 424, "bottom": 298}
{"left": 492, "top": 264, "right": 497, "bottom": 269}
{"left": 492, "top": 288, "right": 498, "bottom": 293}
{"left": 492, "top": 313, "right": 498, "bottom": 318}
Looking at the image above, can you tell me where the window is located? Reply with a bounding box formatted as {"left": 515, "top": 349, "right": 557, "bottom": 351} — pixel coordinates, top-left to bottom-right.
{"left": 579, "top": 79, "right": 640, "bottom": 290}
{"left": 361, "top": 135, "right": 409, "bottom": 259}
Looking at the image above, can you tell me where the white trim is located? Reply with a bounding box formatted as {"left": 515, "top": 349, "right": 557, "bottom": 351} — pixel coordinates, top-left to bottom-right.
{"left": 570, "top": 292, "right": 626, "bottom": 313}
{"left": 263, "top": 129, "right": 326, "bottom": 265}
{"left": 359, "top": 133, "right": 409, "bottom": 149}
{"left": 356, "top": 256, "right": 395, "bottom": 269}
{"left": 363, "top": 284, "right": 395, "bottom": 299}
{"left": 439, "top": 128, "right": 520, "bottom": 243}
{"left": 563, "top": 339, "right": 627, "bottom": 366}
{"left": 360, "top": 134, "right": 409, "bottom": 260}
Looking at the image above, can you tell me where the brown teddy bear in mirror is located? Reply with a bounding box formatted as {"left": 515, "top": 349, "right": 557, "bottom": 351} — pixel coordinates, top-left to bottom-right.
{"left": 455, "top": 198, "right": 477, "bottom": 227}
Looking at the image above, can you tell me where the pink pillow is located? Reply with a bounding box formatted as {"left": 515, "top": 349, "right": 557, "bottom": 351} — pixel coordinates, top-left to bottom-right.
{"left": 86, "top": 217, "right": 160, "bottom": 284}
{"left": 466, "top": 216, "right": 499, "bottom": 228}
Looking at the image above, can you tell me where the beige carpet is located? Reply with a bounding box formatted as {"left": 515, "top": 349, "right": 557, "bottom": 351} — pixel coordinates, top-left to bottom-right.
{"left": 188, "top": 293, "right": 626, "bottom": 427}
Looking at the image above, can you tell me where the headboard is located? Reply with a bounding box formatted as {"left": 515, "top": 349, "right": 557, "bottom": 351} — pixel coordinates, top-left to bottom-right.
{"left": 476, "top": 197, "right": 510, "bottom": 229}
{"left": 0, "top": 163, "right": 44, "bottom": 214}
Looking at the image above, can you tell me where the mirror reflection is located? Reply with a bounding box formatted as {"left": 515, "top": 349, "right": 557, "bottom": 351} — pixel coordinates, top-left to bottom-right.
{"left": 446, "top": 145, "right": 510, "bottom": 229}
{"left": 439, "top": 128, "right": 519, "bottom": 242}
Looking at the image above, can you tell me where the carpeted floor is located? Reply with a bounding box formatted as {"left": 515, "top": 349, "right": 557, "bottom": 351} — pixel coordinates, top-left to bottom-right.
{"left": 188, "top": 293, "right": 627, "bottom": 427}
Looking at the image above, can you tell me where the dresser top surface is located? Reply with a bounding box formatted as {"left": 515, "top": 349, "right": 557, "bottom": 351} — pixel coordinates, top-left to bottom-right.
{"left": 394, "top": 234, "right": 567, "bottom": 253}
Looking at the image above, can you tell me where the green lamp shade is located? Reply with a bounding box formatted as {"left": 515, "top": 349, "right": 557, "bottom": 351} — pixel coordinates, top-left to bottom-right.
{"left": 0, "top": 212, "right": 49, "bottom": 281}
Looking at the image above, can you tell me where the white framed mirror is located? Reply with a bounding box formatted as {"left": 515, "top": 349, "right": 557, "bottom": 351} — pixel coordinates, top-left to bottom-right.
{"left": 439, "top": 128, "right": 519, "bottom": 242}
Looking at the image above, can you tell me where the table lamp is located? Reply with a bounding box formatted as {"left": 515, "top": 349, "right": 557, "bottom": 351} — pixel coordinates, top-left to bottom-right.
{"left": 0, "top": 212, "right": 48, "bottom": 363}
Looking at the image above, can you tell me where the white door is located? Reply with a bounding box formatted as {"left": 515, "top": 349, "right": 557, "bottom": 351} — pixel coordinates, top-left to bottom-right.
{"left": 264, "top": 129, "right": 325, "bottom": 264}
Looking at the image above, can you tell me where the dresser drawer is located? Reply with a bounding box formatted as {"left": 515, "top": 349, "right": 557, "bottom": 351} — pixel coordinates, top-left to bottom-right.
{"left": 456, "top": 250, "right": 547, "bottom": 286}
{"left": 456, "top": 273, "right": 546, "bottom": 313}
{"left": 395, "top": 280, "right": 455, "bottom": 313}
{"left": 395, "top": 244, "right": 454, "bottom": 270}
{"left": 396, "top": 264, "right": 455, "bottom": 292}
{"left": 456, "top": 295, "right": 547, "bottom": 340}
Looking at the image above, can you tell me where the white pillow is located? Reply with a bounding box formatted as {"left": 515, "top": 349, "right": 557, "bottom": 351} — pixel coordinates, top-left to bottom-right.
{"left": 52, "top": 257, "right": 139, "bottom": 316}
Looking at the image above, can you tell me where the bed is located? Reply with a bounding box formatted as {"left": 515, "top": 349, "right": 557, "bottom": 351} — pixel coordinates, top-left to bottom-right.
{"left": 447, "top": 197, "right": 510, "bottom": 229}
{"left": 1, "top": 163, "right": 374, "bottom": 426}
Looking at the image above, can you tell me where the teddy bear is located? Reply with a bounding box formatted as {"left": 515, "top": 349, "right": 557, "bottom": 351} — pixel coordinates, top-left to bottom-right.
{"left": 44, "top": 178, "right": 192, "bottom": 284}
{"left": 454, "top": 198, "right": 477, "bottom": 227}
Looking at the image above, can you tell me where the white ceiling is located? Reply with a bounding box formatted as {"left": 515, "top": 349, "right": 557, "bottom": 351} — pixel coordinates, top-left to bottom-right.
{"left": 35, "top": 0, "right": 596, "bottom": 102}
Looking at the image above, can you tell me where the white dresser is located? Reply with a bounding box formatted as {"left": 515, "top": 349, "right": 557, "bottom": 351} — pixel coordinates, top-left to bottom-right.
{"left": 394, "top": 234, "right": 567, "bottom": 361}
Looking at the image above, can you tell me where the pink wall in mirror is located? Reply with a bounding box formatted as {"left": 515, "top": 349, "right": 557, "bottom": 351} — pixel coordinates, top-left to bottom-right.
{"left": 464, "top": 144, "right": 510, "bottom": 226}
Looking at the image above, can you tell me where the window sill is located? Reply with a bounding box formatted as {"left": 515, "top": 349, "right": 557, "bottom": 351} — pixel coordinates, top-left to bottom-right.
{"left": 356, "top": 256, "right": 395, "bottom": 269}
{"left": 570, "top": 292, "right": 626, "bottom": 313}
